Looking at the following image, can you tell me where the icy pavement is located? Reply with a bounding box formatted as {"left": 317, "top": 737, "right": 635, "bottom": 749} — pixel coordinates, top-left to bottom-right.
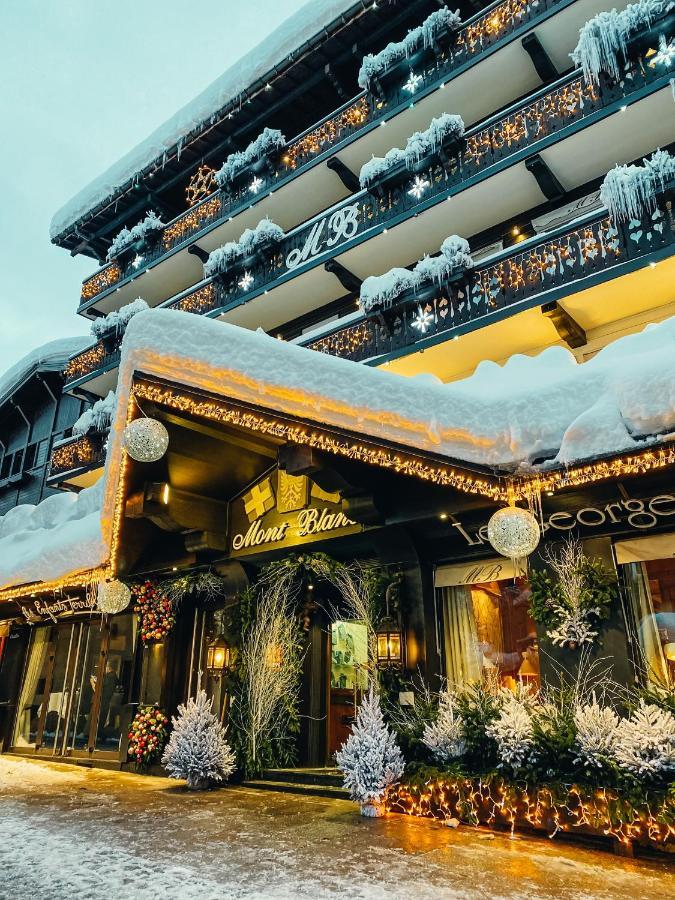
{"left": 0, "top": 757, "right": 673, "bottom": 899}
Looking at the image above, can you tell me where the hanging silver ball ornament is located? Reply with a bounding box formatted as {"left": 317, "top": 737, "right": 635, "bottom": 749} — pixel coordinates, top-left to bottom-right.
{"left": 123, "top": 417, "right": 169, "bottom": 463}
{"left": 487, "top": 505, "right": 541, "bottom": 560}
{"left": 97, "top": 580, "right": 131, "bottom": 615}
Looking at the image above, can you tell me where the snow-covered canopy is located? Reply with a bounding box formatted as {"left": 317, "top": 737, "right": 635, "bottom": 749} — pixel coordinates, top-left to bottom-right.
{"left": 0, "top": 481, "right": 106, "bottom": 593}
{"left": 50, "top": 0, "right": 363, "bottom": 242}
{"left": 3, "top": 309, "right": 674, "bottom": 595}
{"left": 0, "top": 336, "right": 93, "bottom": 409}
{"left": 91, "top": 298, "right": 149, "bottom": 340}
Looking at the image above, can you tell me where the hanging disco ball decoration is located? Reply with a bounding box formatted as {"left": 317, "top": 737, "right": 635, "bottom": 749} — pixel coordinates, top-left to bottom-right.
{"left": 487, "top": 505, "right": 541, "bottom": 560}
{"left": 97, "top": 580, "right": 131, "bottom": 615}
{"left": 123, "top": 417, "right": 169, "bottom": 463}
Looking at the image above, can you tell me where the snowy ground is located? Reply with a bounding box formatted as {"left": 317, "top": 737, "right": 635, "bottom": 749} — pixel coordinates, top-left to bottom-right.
{"left": 0, "top": 757, "right": 673, "bottom": 900}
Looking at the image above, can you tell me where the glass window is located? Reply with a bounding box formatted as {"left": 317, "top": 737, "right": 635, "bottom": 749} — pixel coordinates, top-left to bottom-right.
{"left": 623, "top": 559, "right": 675, "bottom": 686}
{"left": 439, "top": 578, "right": 540, "bottom": 689}
{"left": 331, "top": 621, "right": 368, "bottom": 691}
{"left": 13, "top": 627, "right": 51, "bottom": 747}
{"left": 95, "top": 614, "right": 138, "bottom": 751}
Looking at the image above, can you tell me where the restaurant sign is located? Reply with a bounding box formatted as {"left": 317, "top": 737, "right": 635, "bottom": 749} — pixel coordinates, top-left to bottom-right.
{"left": 17, "top": 593, "right": 97, "bottom": 624}
{"left": 229, "top": 469, "right": 361, "bottom": 557}
{"left": 452, "top": 493, "right": 675, "bottom": 547}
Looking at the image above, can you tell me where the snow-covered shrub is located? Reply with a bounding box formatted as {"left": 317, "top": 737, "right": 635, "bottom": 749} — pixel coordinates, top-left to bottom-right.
{"left": 422, "top": 691, "right": 466, "bottom": 762}
{"left": 214, "top": 127, "right": 286, "bottom": 187}
{"left": 358, "top": 8, "right": 461, "bottom": 90}
{"left": 204, "top": 218, "right": 285, "bottom": 277}
{"left": 106, "top": 210, "right": 164, "bottom": 261}
{"left": 612, "top": 701, "right": 675, "bottom": 780}
{"left": 573, "top": 696, "right": 620, "bottom": 769}
{"left": 571, "top": 0, "right": 673, "bottom": 85}
{"left": 72, "top": 390, "right": 116, "bottom": 436}
{"left": 90, "top": 298, "right": 149, "bottom": 339}
{"left": 359, "top": 234, "right": 473, "bottom": 311}
{"left": 601, "top": 149, "right": 674, "bottom": 222}
{"left": 485, "top": 694, "right": 535, "bottom": 773}
{"left": 336, "top": 687, "right": 405, "bottom": 816}
{"left": 162, "top": 689, "right": 236, "bottom": 790}
{"left": 359, "top": 113, "right": 465, "bottom": 188}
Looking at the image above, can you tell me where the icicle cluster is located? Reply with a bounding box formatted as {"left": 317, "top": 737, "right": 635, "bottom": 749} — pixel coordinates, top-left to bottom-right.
{"left": 90, "top": 297, "right": 149, "bottom": 339}
{"left": 214, "top": 127, "right": 286, "bottom": 187}
{"left": 573, "top": 696, "right": 620, "bottom": 769}
{"left": 571, "top": 0, "right": 673, "bottom": 85}
{"left": 600, "top": 148, "right": 675, "bottom": 222}
{"left": 203, "top": 218, "right": 285, "bottom": 277}
{"left": 359, "top": 233, "right": 473, "bottom": 312}
{"left": 162, "top": 689, "right": 236, "bottom": 790}
{"left": 72, "top": 390, "right": 116, "bottom": 436}
{"left": 358, "top": 8, "right": 462, "bottom": 90}
{"left": 485, "top": 694, "right": 535, "bottom": 772}
{"left": 106, "top": 210, "right": 165, "bottom": 261}
{"left": 359, "top": 113, "right": 465, "bottom": 188}
{"left": 336, "top": 688, "right": 404, "bottom": 813}
{"left": 422, "top": 691, "right": 466, "bottom": 762}
{"left": 612, "top": 701, "right": 675, "bottom": 779}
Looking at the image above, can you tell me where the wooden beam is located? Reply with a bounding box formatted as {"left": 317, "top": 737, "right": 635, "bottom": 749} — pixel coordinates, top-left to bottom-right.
{"left": 542, "top": 301, "right": 587, "bottom": 349}
{"left": 521, "top": 33, "right": 558, "bottom": 82}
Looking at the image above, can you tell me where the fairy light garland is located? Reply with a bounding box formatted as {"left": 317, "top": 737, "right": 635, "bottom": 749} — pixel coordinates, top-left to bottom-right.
{"left": 49, "top": 435, "right": 101, "bottom": 475}
{"left": 387, "top": 777, "right": 675, "bottom": 846}
{"left": 80, "top": 263, "right": 122, "bottom": 302}
{"left": 63, "top": 342, "right": 107, "bottom": 382}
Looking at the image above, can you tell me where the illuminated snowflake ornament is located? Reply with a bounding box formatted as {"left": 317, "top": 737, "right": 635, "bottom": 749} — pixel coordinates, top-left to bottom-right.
{"left": 648, "top": 35, "right": 675, "bottom": 68}
{"left": 411, "top": 305, "right": 434, "bottom": 333}
{"left": 403, "top": 71, "right": 423, "bottom": 94}
{"left": 408, "top": 175, "right": 430, "bottom": 199}
{"left": 249, "top": 176, "right": 264, "bottom": 194}
{"left": 238, "top": 270, "right": 254, "bottom": 291}
{"left": 132, "top": 254, "right": 144, "bottom": 269}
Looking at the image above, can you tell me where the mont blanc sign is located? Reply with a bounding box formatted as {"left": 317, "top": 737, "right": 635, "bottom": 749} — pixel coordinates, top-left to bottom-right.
{"left": 229, "top": 469, "right": 361, "bottom": 557}
{"left": 285, "top": 203, "right": 360, "bottom": 271}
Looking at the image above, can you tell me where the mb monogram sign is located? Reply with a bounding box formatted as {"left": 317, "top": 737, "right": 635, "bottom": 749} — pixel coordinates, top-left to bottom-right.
{"left": 286, "top": 203, "right": 360, "bottom": 270}
{"left": 229, "top": 468, "right": 361, "bottom": 556}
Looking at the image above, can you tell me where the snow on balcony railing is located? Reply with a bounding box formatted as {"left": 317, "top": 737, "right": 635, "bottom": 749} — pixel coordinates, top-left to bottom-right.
{"left": 78, "top": 0, "right": 569, "bottom": 308}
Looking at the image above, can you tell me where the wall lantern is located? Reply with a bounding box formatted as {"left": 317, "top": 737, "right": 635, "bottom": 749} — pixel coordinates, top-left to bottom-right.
{"left": 205, "top": 635, "right": 232, "bottom": 677}
{"left": 376, "top": 619, "right": 403, "bottom": 667}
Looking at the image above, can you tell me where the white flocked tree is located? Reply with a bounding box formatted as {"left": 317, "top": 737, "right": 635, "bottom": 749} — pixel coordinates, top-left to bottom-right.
{"left": 336, "top": 687, "right": 404, "bottom": 816}
{"left": 162, "top": 689, "right": 236, "bottom": 790}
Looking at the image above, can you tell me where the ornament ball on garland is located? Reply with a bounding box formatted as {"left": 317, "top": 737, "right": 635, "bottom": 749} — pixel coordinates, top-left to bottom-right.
{"left": 97, "top": 580, "right": 131, "bottom": 615}
{"left": 123, "top": 417, "right": 169, "bottom": 463}
{"left": 487, "top": 504, "right": 540, "bottom": 561}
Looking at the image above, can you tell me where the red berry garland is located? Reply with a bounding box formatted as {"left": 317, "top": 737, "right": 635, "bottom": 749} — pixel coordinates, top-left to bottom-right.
{"left": 133, "top": 580, "right": 175, "bottom": 642}
{"left": 127, "top": 705, "right": 169, "bottom": 766}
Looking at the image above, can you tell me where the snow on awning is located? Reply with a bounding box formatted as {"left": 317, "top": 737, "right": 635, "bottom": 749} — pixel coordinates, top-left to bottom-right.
{"left": 50, "top": 0, "right": 362, "bottom": 242}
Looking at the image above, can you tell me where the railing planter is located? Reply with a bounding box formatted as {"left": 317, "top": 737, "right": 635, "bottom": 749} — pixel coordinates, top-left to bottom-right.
{"left": 625, "top": 9, "right": 675, "bottom": 65}
{"left": 367, "top": 25, "right": 459, "bottom": 102}
{"left": 365, "top": 135, "right": 468, "bottom": 198}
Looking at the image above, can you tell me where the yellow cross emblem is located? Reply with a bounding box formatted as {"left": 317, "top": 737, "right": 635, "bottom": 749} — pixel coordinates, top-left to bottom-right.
{"left": 243, "top": 478, "right": 275, "bottom": 521}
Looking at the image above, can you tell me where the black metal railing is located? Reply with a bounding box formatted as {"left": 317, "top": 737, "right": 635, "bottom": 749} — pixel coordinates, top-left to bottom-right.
{"left": 304, "top": 196, "right": 675, "bottom": 362}
{"left": 78, "top": 0, "right": 572, "bottom": 307}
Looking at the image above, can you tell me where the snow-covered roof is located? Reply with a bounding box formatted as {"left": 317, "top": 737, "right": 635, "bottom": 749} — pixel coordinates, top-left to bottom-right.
{"left": 0, "top": 336, "right": 93, "bottom": 410}
{"left": 49, "top": 0, "right": 362, "bottom": 242}
{"left": 0, "top": 481, "right": 106, "bottom": 593}
{"left": 3, "top": 308, "right": 674, "bottom": 595}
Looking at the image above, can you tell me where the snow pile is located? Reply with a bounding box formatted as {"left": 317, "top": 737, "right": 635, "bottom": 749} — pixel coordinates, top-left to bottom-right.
{"left": 571, "top": 0, "right": 674, "bottom": 85}
{"left": 0, "top": 480, "right": 106, "bottom": 592}
{"left": 359, "top": 234, "right": 473, "bottom": 311}
{"left": 358, "top": 8, "right": 462, "bottom": 90}
{"left": 90, "top": 298, "right": 149, "bottom": 339}
{"left": 106, "top": 211, "right": 164, "bottom": 261}
{"left": 0, "top": 337, "right": 92, "bottom": 407}
{"left": 359, "top": 113, "right": 465, "bottom": 187}
{"left": 50, "top": 0, "right": 362, "bottom": 242}
{"left": 72, "top": 391, "right": 116, "bottom": 436}
{"left": 214, "top": 127, "right": 286, "bottom": 187}
{"left": 203, "top": 218, "right": 284, "bottom": 277}
{"left": 600, "top": 148, "right": 675, "bottom": 221}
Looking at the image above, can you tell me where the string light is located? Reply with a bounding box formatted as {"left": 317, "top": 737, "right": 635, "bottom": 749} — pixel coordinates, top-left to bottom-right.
{"left": 185, "top": 164, "right": 217, "bottom": 206}
{"left": 411, "top": 305, "right": 434, "bottom": 333}
{"left": 238, "top": 270, "right": 254, "bottom": 291}
{"left": 163, "top": 196, "right": 221, "bottom": 248}
{"left": 403, "top": 71, "right": 423, "bottom": 94}
{"left": 283, "top": 97, "right": 369, "bottom": 170}
{"left": 249, "top": 176, "right": 264, "bottom": 194}
{"left": 408, "top": 175, "right": 430, "bottom": 199}
{"left": 49, "top": 435, "right": 101, "bottom": 475}
{"left": 80, "top": 263, "right": 122, "bottom": 302}
{"left": 64, "top": 342, "right": 107, "bottom": 382}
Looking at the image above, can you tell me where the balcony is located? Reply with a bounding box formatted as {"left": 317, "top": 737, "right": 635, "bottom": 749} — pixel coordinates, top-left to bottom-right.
{"left": 63, "top": 340, "right": 121, "bottom": 393}
{"left": 302, "top": 192, "right": 675, "bottom": 365}
{"left": 77, "top": 0, "right": 600, "bottom": 314}
{"left": 47, "top": 431, "right": 107, "bottom": 489}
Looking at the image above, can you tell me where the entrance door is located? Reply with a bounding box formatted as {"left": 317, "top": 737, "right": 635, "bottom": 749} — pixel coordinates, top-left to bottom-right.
{"left": 329, "top": 620, "right": 368, "bottom": 758}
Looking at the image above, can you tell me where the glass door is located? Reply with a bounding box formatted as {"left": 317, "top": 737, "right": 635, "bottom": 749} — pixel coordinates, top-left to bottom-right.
{"left": 329, "top": 620, "right": 368, "bottom": 758}
{"left": 63, "top": 621, "right": 104, "bottom": 753}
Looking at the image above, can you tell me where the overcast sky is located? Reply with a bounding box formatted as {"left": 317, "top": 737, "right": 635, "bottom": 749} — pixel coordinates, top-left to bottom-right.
{"left": 0, "top": 0, "right": 307, "bottom": 373}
